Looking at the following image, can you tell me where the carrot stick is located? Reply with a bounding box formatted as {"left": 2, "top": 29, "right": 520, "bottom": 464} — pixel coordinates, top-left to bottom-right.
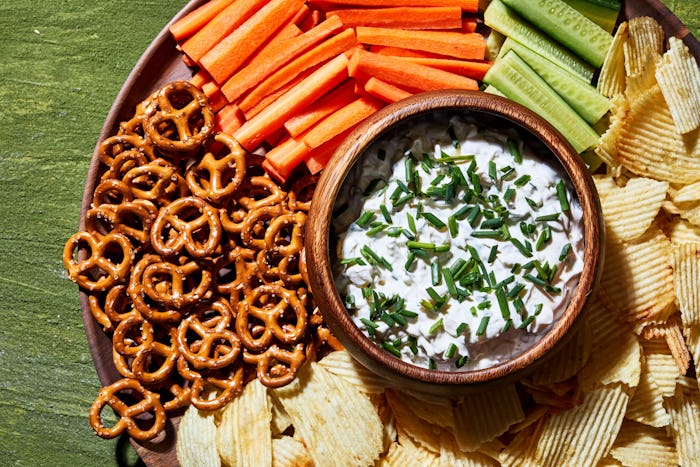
{"left": 180, "top": 0, "right": 267, "bottom": 63}
{"left": 170, "top": 0, "right": 237, "bottom": 42}
{"left": 215, "top": 103, "right": 246, "bottom": 134}
{"left": 300, "top": 8, "right": 323, "bottom": 32}
{"left": 238, "top": 28, "right": 358, "bottom": 113}
{"left": 262, "top": 158, "right": 290, "bottom": 184}
{"left": 304, "top": 127, "right": 356, "bottom": 175}
{"left": 327, "top": 6, "right": 462, "bottom": 30}
{"left": 202, "top": 81, "right": 228, "bottom": 112}
{"left": 348, "top": 48, "right": 479, "bottom": 92}
{"left": 200, "top": 0, "right": 306, "bottom": 84}
{"left": 220, "top": 16, "right": 344, "bottom": 103}
{"left": 302, "top": 96, "right": 385, "bottom": 149}
{"left": 461, "top": 17, "right": 478, "bottom": 33}
{"left": 190, "top": 70, "right": 212, "bottom": 89}
{"left": 363, "top": 77, "right": 412, "bottom": 102}
{"left": 311, "top": 0, "right": 478, "bottom": 12}
{"left": 265, "top": 137, "right": 311, "bottom": 180}
{"left": 234, "top": 53, "right": 350, "bottom": 151}
{"left": 399, "top": 57, "right": 492, "bottom": 80}
{"left": 290, "top": 3, "right": 311, "bottom": 27}
{"left": 242, "top": 67, "right": 317, "bottom": 119}
{"left": 356, "top": 27, "right": 486, "bottom": 61}
{"left": 284, "top": 80, "right": 357, "bottom": 137}
{"left": 369, "top": 45, "right": 446, "bottom": 59}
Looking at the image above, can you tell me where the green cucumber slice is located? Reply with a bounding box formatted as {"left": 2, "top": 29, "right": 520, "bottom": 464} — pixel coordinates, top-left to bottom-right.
{"left": 500, "top": 38, "right": 610, "bottom": 124}
{"left": 563, "top": 0, "right": 621, "bottom": 33}
{"left": 483, "top": 51, "right": 599, "bottom": 153}
{"left": 484, "top": 0, "right": 595, "bottom": 82}
{"left": 501, "top": 0, "right": 613, "bottom": 68}
{"left": 483, "top": 85, "right": 506, "bottom": 97}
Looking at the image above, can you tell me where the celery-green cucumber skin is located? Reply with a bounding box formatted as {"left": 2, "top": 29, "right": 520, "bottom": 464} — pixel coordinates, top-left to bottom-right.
{"left": 483, "top": 85, "right": 506, "bottom": 97}
{"left": 498, "top": 38, "right": 589, "bottom": 83}
{"left": 501, "top": 38, "right": 610, "bottom": 124}
{"left": 484, "top": 0, "right": 595, "bottom": 82}
{"left": 484, "top": 51, "right": 599, "bottom": 153}
{"left": 501, "top": 0, "right": 613, "bottom": 67}
{"left": 563, "top": 0, "right": 621, "bottom": 33}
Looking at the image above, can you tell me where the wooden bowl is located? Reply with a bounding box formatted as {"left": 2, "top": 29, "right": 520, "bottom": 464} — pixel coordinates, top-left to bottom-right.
{"left": 305, "top": 90, "right": 604, "bottom": 394}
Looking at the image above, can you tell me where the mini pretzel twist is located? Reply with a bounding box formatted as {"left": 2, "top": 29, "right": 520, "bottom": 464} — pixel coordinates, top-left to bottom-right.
{"left": 93, "top": 179, "right": 133, "bottom": 207}
{"left": 240, "top": 204, "right": 285, "bottom": 251}
{"left": 144, "top": 81, "right": 215, "bottom": 155}
{"left": 186, "top": 133, "right": 246, "bottom": 204}
{"left": 189, "top": 364, "right": 244, "bottom": 411}
{"left": 89, "top": 378, "right": 166, "bottom": 441}
{"left": 98, "top": 134, "right": 153, "bottom": 168}
{"left": 63, "top": 231, "right": 133, "bottom": 292}
{"left": 122, "top": 159, "right": 188, "bottom": 207}
{"left": 243, "top": 343, "right": 306, "bottom": 388}
{"left": 287, "top": 173, "right": 319, "bottom": 212}
{"left": 139, "top": 256, "right": 213, "bottom": 310}
{"left": 127, "top": 254, "right": 184, "bottom": 323}
{"left": 151, "top": 196, "right": 222, "bottom": 259}
{"left": 264, "top": 211, "right": 306, "bottom": 257}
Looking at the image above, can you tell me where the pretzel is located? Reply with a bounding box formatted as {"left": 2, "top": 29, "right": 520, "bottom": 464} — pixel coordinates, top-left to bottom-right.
{"left": 111, "top": 199, "right": 158, "bottom": 250}
{"left": 287, "top": 173, "right": 319, "bottom": 212}
{"left": 219, "top": 176, "right": 287, "bottom": 235}
{"left": 98, "top": 134, "right": 153, "bottom": 168}
{"left": 139, "top": 256, "right": 213, "bottom": 310}
{"left": 240, "top": 204, "right": 285, "bottom": 251}
{"left": 186, "top": 132, "right": 246, "bottom": 203}
{"left": 87, "top": 292, "right": 117, "bottom": 333}
{"left": 264, "top": 210, "right": 306, "bottom": 256}
{"left": 150, "top": 196, "right": 222, "bottom": 259}
{"left": 144, "top": 81, "right": 215, "bottom": 155}
{"left": 131, "top": 334, "right": 179, "bottom": 385}
{"left": 213, "top": 246, "right": 257, "bottom": 297}
{"left": 101, "top": 144, "right": 150, "bottom": 181}
{"left": 89, "top": 378, "right": 166, "bottom": 441}
{"left": 235, "top": 284, "right": 307, "bottom": 351}
{"left": 243, "top": 343, "right": 306, "bottom": 388}
{"left": 189, "top": 364, "right": 244, "bottom": 411}
{"left": 255, "top": 249, "right": 305, "bottom": 287}
{"left": 122, "top": 159, "right": 188, "bottom": 207}
{"left": 92, "top": 178, "right": 133, "bottom": 208}
{"left": 127, "top": 254, "right": 184, "bottom": 323}
{"left": 63, "top": 231, "right": 133, "bottom": 292}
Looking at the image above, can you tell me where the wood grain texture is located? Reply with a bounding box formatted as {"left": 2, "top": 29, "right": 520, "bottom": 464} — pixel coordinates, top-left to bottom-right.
{"left": 0, "top": 0, "right": 698, "bottom": 466}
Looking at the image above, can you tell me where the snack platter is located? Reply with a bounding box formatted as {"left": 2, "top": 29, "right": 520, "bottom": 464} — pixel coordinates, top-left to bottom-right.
{"left": 73, "top": 0, "right": 700, "bottom": 465}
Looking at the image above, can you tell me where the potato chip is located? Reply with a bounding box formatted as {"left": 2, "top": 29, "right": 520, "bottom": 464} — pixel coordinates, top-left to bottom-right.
{"left": 641, "top": 315, "right": 692, "bottom": 374}
{"left": 595, "top": 95, "right": 627, "bottom": 171}
{"left": 668, "top": 217, "right": 700, "bottom": 244}
{"left": 593, "top": 175, "right": 668, "bottom": 242}
{"left": 317, "top": 349, "right": 389, "bottom": 393}
{"left": 533, "top": 383, "right": 629, "bottom": 466}
{"left": 623, "top": 16, "right": 664, "bottom": 76}
{"left": 598, "top": 21, "right": 628, "bottom": 98}
{"left": 624, "top": 362, "right": 670, "bottom": 428}
{"left": 498, "top": 419, "right": 543, "bottom": 467}
{"left": 683, "top": 325, "right": 700, "bottom": 369}
{"left": 369, "top": 392, "right": 397, "bottom": 451}
{"left": 380, "top": 438, "right": 440, "bottom": 467}
{"left": 176, "top": 404, "right": 219, "bottom": 467}
{"left": 663, "top": 376, "right": 700, "bottom": 465}
{"left": 677, "top": 202, "right": 700, "bottom": 227}
{"left": 656, "top": 36, "right": 700, "bottom": 134}
{"left": 530, "top": 318, "right": 591, "bottom": 385}
{"left": 439, "top": 434, "right": 499, "bottom": 467}
{"left": 386, "top": 389, "right": 455, "bottom": 429}
{"left": 597, "top": 224, "right": 675, "bottom": 326}
{"left": 577, "top": 297, "right": 642, "bottom": 391}
{"left": 386, "top": 389, "right": 443, "bottom": 453}
{"left": 673, "top": 242, "right": 700, "bottom": 327}
{"left": 520, "top": 379, "right": 581, "bottom": 411}
{"left": 669, "top": 180, "right": 700, "bottom": 204}
{"left": 597, "top": 454, "right": 624, "bottom": 466}
{"left": 270, "top": 392, "right": 292, "bottom": 436}
{"left": 452, "top": 383, "right": 524, "bottom": 451}
{"left": 624, "top": 54, "right": 659, "bottom": 100}
{"left": 615, "top": 84, "right": 700, "bottom": 184}
{"left": 216, "top": 379, "right": 272, "bottom": 467}
{"left": 272, "top": 436, "right": 313, "bottom": 467}
{"left": 272, "top": 362, "right": 384, "bottom": 467}
{"left": 609, "top": 419, "right": 677, "bottom": 466}
{"left": 642, "top": 339, "right": 682, "bottom": 397}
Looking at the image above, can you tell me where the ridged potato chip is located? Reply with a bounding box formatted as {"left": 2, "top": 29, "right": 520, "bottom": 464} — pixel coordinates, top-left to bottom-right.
{"left": 625, "top": 363, "right": 670, "bottom": 427}
{"left": 656, "top": 36, "right": 700, "bottom": 134}
{"left": 272, "top": 362, "right": 383, "bottom": 467}
{"left": 623, "top": 16, "right": 665, "bottom": 76}
{"left": 643, "top": 339, "right": 682, "bottom": 397}
{"left": 593, "top": 175, "right": 668, "bottom": 242}
{"left": 217, "top": 379, "right": 272, "bottom": 467}
{"left": 498, "top": 420, "right": 542, "bottom": 467}
{"left": 530, "top": 318, "right": 591, "bottom": 385}
{"left": 176, "top": 404, "right": 220, "bottom": 467}
{"left": 641, "top": 316, "right": 692, "bottom": 374}
{"left": 272, "top": 436, "right": 313, "bottom": 467}
{"left": 598, "top": 21, "right": 628, "bottom": 98}
{"left": 386, "top": 388, "right": 455, "bottom": 429}
{"left": 663, "top": 377, "right": 700, "bottom": 465}
{"left": 673, "top": 242, "right": 700, "bottom": 328}
{"left": 624, "top": 54, "right": 659, "bottom": 100}
{"left": 380, "top": 438, "right": 440, "bottom": 467}
{"left": 386, "top": 389, "right": 443, "bottom": 454}
{"left": 668, "top": 217, "right": 700, "bottom": 244}
{"left": 609, "top": 419, "right": 677, "bottom": 466}
{"left": 317, "top": 349, "right": 389, "bottom": 394}
{"left": 439, "top": 434, "right": 498, "bottom": 467}
{"left": 533, "top": 383, "right": 629, "bottom": 466}
{"left": 452, "top": 383, "right": 524, "bottom": 451}
{"left": 597, "top": 224, "right": 675, "bottom": 326}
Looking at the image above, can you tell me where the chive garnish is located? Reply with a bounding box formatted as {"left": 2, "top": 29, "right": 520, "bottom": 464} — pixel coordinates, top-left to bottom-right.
{"left": 444, "top": 343, "right": 458, "bottom": 359}
{"left": 435, "top": 244, "right": 450, "bottom": 253}
{"left": 381, "top": 341, "right": 402, "bottom": 358}
{"left": 404, "top": 251, "right": 415, "bottom": 271}
{"left": 456, "top": 355, "right": 469, "bottom": 368}
{"left": 448, "top": 215, "right": 458, "bottom": 238}
{"left": 507, "top": 282, "right": 525, "bottom": 299}
{"left": 399, "top": 309, "right": 418, "bottom": 318}
{"left": 471, "top": 230, "right": 503, "bottom": 239}
{"left": 476, "top": 315, "right": 490, "bottom": 336}
{"left": 360, "top": 245, "right": 392, "bottom": 271}
{"left": 556, "top": 180, "right": 570, "bottom": 212}
{"left": 510, "top": 238, "right": 533, "bottom": 258}
{"left": 519, "top": 315, "right": 535, "bottom": 329}
{"left": 481, "top": 217, "right": 504, "bottom": 229}
{"left": 496, "top": 288, "right": 510, "bottom": 320}
{"left": 407, "top": 240, "right": 435, "bottom": 251}
{"left": 429, "top": 318, "right": 444, "bottom": 335}
{"left": 503, "top": 187, "right": 515, "bottom": 202}
{"left": 501, "top": 319, "right": 513, "bottom": 333}
{"left": 429, "top": 359, "right": 437, "bottom": 370}
{"left": 559, "top": 243, "right": 571, "bottom": 261}
{"left": 340, "top": 257, "right": 367, "bottom": 267}
{"left": 423, "top": 212, "right": 446, "bottom": 229}
{"left": 407, "top": 213, "right": 417, "bottom": 234}
{"left": 488, "top": 245, "right": 498, "bottom": 263}
{"left": 380, "top": 204, "right": 392, "bottom": 223}
{"left": 356, "top": 211, "right": 375, "bottom": 228}
{"left": 455, "top": 322, "right": 469, "bottom": 335}
{"left": 507, "top": 138, "right": 522, "bottom": 163}
{"left": 524, "top": 273, "right": 547, "bottom": 287}
{"left": 431, "top": 260, "right": 441, "bottom": 286}
{"left": 514, "top": 174, "right": 531, "bottom": 187}
{"left": 535, "top": 213, "right": 560, "bottom": 222}
{"left": 435, "top": 154, "right": 475, "bottom": 163}
{"left": 360, "top": 318, "right": 379, "bottom": 329}
{"left": 466, "top": 205, "right": 481, "bottom": 227}
{"left": 443, "top": 267, "right": 457, "bottom": 296}
{"left": 488, "top": 160, "right": 498, "bottom": 182}
{"left": 366, "top": 223, "right": 388, "bottom": 237}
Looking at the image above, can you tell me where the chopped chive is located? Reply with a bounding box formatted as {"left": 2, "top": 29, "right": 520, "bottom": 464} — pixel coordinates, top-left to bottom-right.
{"left": 476, "top": 315, "right": 490, "bottom": 336}
{"left": 448, "top": 215, "right": 458, "bottom": 238}
{"left": 507, "top": 138, "right": 522, "bottom": 163}
{"left": 340, "top": 257, "right": 367, "bottom": 267}
{"left": 408, "top": 336, "right": 419, "bottom": 355}
{"left": 407, "top": 213, "right": 417, "bottom": 234}
{"left": 488, "top": 160, "right": 498, "bottom": 182}
{"left": 519, "top": 315, "right": 535, "bottom": 329}
{"left": 434, "top": 154, "right": 475, "bottom": 163}
{"left": 429, "top": 318, "right": 444, "bottom": 335}
{"left": 471, "top": 230, "right": 503, "bottom": 239}
{"left": 381, "top": 341, "right": 402, "bottom": 358}
{"left": 429, "top": 359, "right": 437, "bottom": 370}
{"left": 470, "top": 306, "right": 478, "bottom": 317}
{"left": 535, "top": 229, "right": 548, "bottom": 251}
{"left": 390, "top": 312, "right": 407, "bottom": 326}
{"left": 380, "top": 312, "right": 395, "bottom": 327}
{"left": 548, "top": 264, "right": 559, "bottom": 283}
{"left": 510, "top": 238, "right": 533, "bottom": 258}
{"left": 481, "top": 217, "right": 504, "bottom": 229}
{"left": 405, "top": 157, "right": 415, "bottom": 184}
{"left": 559, "top": 243, "right": 571, "bottom": 261}
{"left": 443, "top": 267, "right": 457, "bottom": 296}
{"left": 507, "top": 282, "right": 525, "bottom": 299}
{"left": 501, "top": 319, "right": 513, "bottom": 333}
{"left": 456, "top": 355, "right": 470, "bottom": 368}
{"left": 430, "top": 173, "right": 446, "bottom": 186}
{"left": 455, "top": 322, "right": 469, "bottom": 335}
{"left": 514, "top": 174, "right": 532, "bottom": 187}
{"left": 399, "top": 309, "right": 418, "bottom": 318}
{"left": 404, "top": 251, "right": 416, "bottom": 271}
{"left": 525, "top": 197, "right": 540, "bottom": 209}
{"left": 496, "top": 287, "right": 510, "bottom": 320}
{"left": 345, "top": 294, "right": 355, "bottom": 307}
{"left": 511, "top": 263, "right": 522, "bottom": 274}
{"left": 467, "top": 205, "right": 481, "bottom": 227}
{"left": 453, "top": 204, "right": 471, "bottom": 220}
{"left": 533, "top": 303, "right": 543, "bottom": 316}
{"left": 389, "top": 185, "right": 403, "bottom": 201}
{"left": 444, "top": 343, "right": 458, "bottom": 359}
{"left": 407, "top": 240, "right": 435, "bottom": 250}
{"left": 545, "top": 285, "right": 562, "bottom": 294}
{"left": 380, "top": 204, "right": 392, "bottom": 223}
{"left": 556, "top": 180, "right": 570, "bottom": 212}
{"left": 426, "top": 287, "right": 442, "bottom": 302}
{"left": 431, "top": 259, "right": 441, "bottom": 286}
{"left": 471, "top": 172, "right": 482, "bottom": 193}
{"left": 495, "top": 275, "right": 515, "bottom": 289}
{"left": 360, "top": 318, "right": 379, "bottom": 329}
{"left": 524, "top": 273, "right": 547, "bottom": 287}
{"left": 366, "top": 223, "right": 388, "bottom": 236}
{"left": 422, "top": 212, "right": 446, "bottom": 229}
{"left": 535, "top": 213, "right": 560, "bottom": 222}
{"left": 477, "top": 301, "right": 491, "bottom": 310}
{"left": 488, "top": 245, "right": 498, "bottom": 263}
{"left": 393, "top": 193, "right": 414, "bottom": 207}
{"left": 360, "top": 245, "right": 393, "bottom": 271}
{"left": 435, "top": 244, "right": 450, "bottom": 253}
{"left": 356, "top": 211, "right": 375, "bottom": 228}
{"left": 503, "top": 187, "right": 515, "bottom": 202}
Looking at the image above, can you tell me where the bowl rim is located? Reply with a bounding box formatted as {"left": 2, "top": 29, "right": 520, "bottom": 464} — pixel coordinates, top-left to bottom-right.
{"left": 305, "top": 89, "right": 603, "bottom": 387}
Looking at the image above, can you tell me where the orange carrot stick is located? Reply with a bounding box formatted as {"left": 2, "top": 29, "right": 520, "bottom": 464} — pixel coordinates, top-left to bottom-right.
{"left": 180, "top": 0, "right": 267, "bottom": 63}
{"left": 400, "top": 57, "right": 492, "bottom": 80}
{"left": 302, "top": 96, "right": 385, "bottom": 149}
{"left": 262, "top": 158, "right": 289, "bottom": 184}
{"left": 190, "top": 70, "right": 212, "bottom": 89}
{"left": 215, "top": 103, "right": 246, "bottom": 134}
{"left": 202, "top": 81, "right": 228, "bottom": 112}
{"left": 356, "top": 27, "right": 486, "bottom": 61}
{"left": 170, "top": 0, "right": 237, "bottom": 42}
{"left": 290, "top": 3, "right": 311, "bottom": 27}
{"left": 304, "top": 127, "right": 356, "bottom": 175}
{"left": 234, "top": 53, "right": 350, "bottom": 151}
{"left": 265, "top": 137, "right": 311, "bottom": 180}
{"left": 363, "top": 77, "right": 412, "bottom": 103}
{"left": 348, "top": 48, "right": 479, "bottom": 92}
{"left": 300, "top": 8, "right": 323, "bottom": 32}
{"left": 311, "top": 0, "right": 478, "bottom": 12}
{"left": 200, "top": 0, "right": 306, "bottom": 84}
{"left": 327, "top": 6, "right": 462, "bottom": 30}
{"left": 220, "top": 16, "right": 344, "bottom": 103}
{"left": 242, "top": 67, "right": 317, "bottom": 119}
{"left": 369, "top": 45, "right": 447, "bottom": 59}
{"left": 238, "top": 28, "right": 358, "bottom": 113}
{"left": 284, "top": 79, "right": 357, "bottom": 137}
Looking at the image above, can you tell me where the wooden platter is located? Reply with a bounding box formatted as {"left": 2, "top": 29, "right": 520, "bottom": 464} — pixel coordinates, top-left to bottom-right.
{"left": 78, "top": 1, "right": 699, "bottom": 465}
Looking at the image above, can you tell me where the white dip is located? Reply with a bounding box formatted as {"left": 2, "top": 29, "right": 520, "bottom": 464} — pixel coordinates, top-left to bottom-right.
{"left": 333, "top": 113, "right": 584, "bottom": 371}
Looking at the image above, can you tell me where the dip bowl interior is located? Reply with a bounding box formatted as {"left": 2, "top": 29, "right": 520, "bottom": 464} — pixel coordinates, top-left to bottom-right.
{"left": 305, "top": 90, "right": 603, "bottom": 394}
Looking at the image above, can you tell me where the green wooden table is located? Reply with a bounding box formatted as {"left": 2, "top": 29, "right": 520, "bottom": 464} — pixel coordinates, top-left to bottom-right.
{"left": 0, "top": 1, "right": 697, "bottom": 465}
